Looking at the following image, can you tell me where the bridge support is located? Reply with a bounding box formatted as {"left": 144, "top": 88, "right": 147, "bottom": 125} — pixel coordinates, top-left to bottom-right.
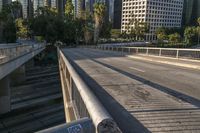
{"left": 0, "top": 76, "right": 11, "bottom": 114}
{"left": 10, "top": 65, "right": 26, "bottom": 86}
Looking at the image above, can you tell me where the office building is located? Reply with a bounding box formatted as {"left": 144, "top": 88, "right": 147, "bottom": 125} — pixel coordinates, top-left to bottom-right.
{"left": 19, "top": 0, "right": 29, "bottom": 18}
{"left": 183, "top": 0, "right": 200, "bottom": 26}
{"left": 121, "top": 0, "right": 184, "bottom": 41}
{"left": 113, "top": 0, "right": 122, "bottom": 29}
{"left": 33, "top": 0, "right": 44, "bottom": 14}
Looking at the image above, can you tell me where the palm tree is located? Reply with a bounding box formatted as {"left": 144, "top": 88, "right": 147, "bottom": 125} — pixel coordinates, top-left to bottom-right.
{"left": 93, "top": 2, "right": 106, "bottom": 44}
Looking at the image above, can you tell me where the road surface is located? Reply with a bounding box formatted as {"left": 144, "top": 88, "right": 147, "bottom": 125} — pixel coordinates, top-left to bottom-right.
{"left": 63, "top": 48, "right": 200, "bottom": 133}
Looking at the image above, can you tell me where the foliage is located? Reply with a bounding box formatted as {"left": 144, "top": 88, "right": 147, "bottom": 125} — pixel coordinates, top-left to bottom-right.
{"left": 3, "top": 19, "right": 17, "bottom": 43}
{"left": 16, "top": 18, "right": 29, "bottom": 38}
{"left": 65, "top": 0, "right": 74, "bottom": 18}
{"left": 198, "top": 17, "right": 200, "bottom": 26}
{"left": 155, "top": 27, "right": 167, "bottom": 42}
{"left": 168, "top": 33, "right": 181, "bottom": 44}
{"left": 30, "top": 6, "right": 83, "bottom": 45}
{"left": 100, "top": 22, "right": 112, "bottom": 39}
{"left": 0, "top": 2, "right": 20, "bottom": 43}
{"left": 184, "top": 27, "right": 197, "bottom": 44}
{"left": 122, "top": 13, "right": 149, "bottom": 41}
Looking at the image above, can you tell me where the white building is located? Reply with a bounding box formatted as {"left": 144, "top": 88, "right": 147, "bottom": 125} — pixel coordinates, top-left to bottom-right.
{"left": 121, "top": 0, "right": 184, "bottom": 41}
{"left": 19, "top": 0, "right": 28, "bottom": 18}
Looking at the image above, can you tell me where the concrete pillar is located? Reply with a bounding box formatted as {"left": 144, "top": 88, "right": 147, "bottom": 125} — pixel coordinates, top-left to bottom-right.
{"left": 0, "top": 76, "right": 11, "bottom": 114}
{"left": 10, "top": 65, "right": 26, "bottom": 86}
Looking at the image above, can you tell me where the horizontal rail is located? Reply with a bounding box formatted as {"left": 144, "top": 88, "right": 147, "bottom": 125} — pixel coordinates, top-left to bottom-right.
{"left": 95, "top": 45, "right": 200, "bottom": 60}
{"left": 0, "top": 43, "right": 45, "bottom": 64}
{"left": 58, "top": 48, "right": 120, "bottom": 132}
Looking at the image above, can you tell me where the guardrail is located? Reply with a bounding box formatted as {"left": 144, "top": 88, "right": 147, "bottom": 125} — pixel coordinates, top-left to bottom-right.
{"left": 58, "top": 48, "right": 121, "bottom": 133}
{"left": 95, "top": 45, "right": 200, "bottom": 60}
{"left": 0, "top": 43, "right": 44, "bottom": 64}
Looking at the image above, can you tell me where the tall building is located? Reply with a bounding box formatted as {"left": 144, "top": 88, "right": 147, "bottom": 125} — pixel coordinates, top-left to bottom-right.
{"left": 72, "top": 0, "right": 78, "bottom": 17}
{"left": 77, "top": 0, "right": 85, "bottom": 17}
{"left": 51, "top": 0, "right": 57, "bottom": 8}
{"left": 85, "top": 0, "right": 94, "bottom": 13}
{"left": 44, "top": 0, "right": 51, "bottom": 6}
{"left": 19, "top": 0, "right": 28, "bottom": 18}
{"left": 113, "top": 0, "right": 122, "bottom": 29}
{"left": 33, "top": 0, "right": 44, "bottom": 14}
{"left": 183, "top": 0, "right": 200, "bottom": 26}
{"left": 121, "top": 0, "right": 184, "bottom": 41}
{"left": 28, "top": 0, "right": 33, "bottom": 18}
{"left": 0, "top": 0, "right": 11, "bottom": 11}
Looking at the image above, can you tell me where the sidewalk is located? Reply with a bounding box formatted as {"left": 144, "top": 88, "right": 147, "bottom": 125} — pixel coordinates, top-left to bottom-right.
{"left": 127, "top": 54, "right": 200, "bottom": 70}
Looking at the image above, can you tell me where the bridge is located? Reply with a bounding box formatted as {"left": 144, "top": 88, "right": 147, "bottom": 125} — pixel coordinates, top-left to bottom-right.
{"left": 1, "top": 42, "right": 200, "bottom": 132}
{"left": 58, "top": 46, "right": 200, "bottom": 133}
{"left": 0, "top": 42, "right": 45, "bottom": 114}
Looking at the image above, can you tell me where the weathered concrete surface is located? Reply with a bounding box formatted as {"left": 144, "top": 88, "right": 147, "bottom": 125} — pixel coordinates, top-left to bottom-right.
{"left": 0, "top": 47, "right": 44, "bottom": 80}
{"left": 62, "top": 48, "right": 200, "bottom": 133}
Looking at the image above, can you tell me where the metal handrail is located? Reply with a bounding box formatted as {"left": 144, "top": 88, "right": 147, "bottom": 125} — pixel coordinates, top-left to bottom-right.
{"left": 58, "top": 48, "right": 120, "bottom": 132}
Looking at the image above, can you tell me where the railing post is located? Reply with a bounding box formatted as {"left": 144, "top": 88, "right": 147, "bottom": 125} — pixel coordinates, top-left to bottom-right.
{"left": 176, "top": 50, "right": 179, "bottom": 58}
{"left": 159, "top": 48, "right": 162, "bottom": 56}
{"left": 146, "top": 48, "right": 149, "bottom": 55}
{"left": 129, "top": 48, "right": 131, "bottom": 53}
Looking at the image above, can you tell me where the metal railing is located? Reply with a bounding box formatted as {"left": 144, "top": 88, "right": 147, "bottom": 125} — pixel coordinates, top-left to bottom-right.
{"left": 58, "top": 48, "right": 121, "bottom": 133}
{"left": 0, "top": 43, "right": 44, "bottom": 64}
{"left": 37, "top": 117, "right": 95, "bottom": 133}
{"left": 95, "top": 45, "right": 200, "bottom": 60}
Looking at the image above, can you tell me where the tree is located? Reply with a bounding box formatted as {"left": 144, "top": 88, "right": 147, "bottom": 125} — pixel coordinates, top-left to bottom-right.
{"left": 168, "top": 33, "right": 181, "bottom": 44}
{"left": 93, "top": 3, "right": 106, "bottom": 44}
{"left": 184, "top": 27, "right": 196, "bottom": 44}
{"left": 156, "top": 27, "right": 167, "bottom": 43}
{"left": 65, "top": 0, "right": 74, "bottom": 18}
{"left": 0, "top": 2, "right": 18, "bottom": 43}
{"left": 3, "top": 19, "right": 16, "bottom": 43}
{"left": 16, "top": 18, "right": 29, "bottom": 39}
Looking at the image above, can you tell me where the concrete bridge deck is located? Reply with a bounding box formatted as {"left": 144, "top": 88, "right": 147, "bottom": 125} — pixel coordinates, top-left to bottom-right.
{"left": 62, "top": 48, "right": 200, "bottom": 133}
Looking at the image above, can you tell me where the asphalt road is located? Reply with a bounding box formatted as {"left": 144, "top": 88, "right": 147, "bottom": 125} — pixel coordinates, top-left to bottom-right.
{"left": 63, "top": 48, "right": 200, "bottom": 133}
